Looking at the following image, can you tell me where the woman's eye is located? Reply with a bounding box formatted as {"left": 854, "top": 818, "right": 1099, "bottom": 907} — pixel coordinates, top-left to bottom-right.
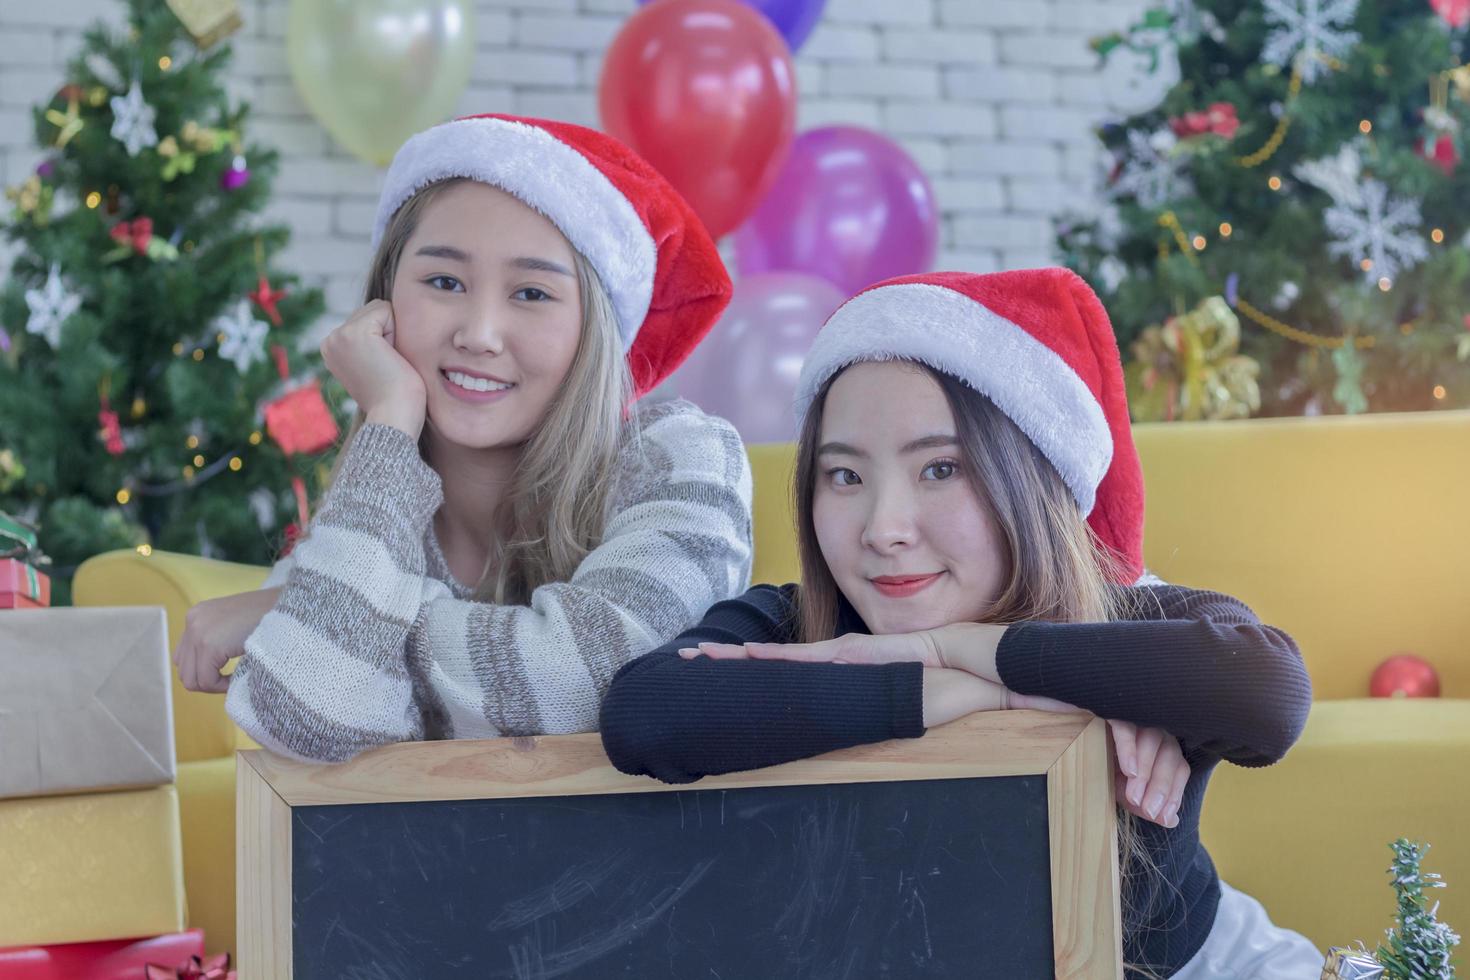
{"left": 426, "top": 275, "right": 463, "bottom": 292}
{"left": 513, "top": 286, "right": 551, "bottom": 302}
{"left": 922, "top": 460, "right": 959, "bottom": 481}
{"left": 828, "top": 467, "right": 861, "bottom": 487}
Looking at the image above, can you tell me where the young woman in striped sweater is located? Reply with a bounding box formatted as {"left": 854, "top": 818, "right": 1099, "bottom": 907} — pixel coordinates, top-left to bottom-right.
{"left": 601, "top": 269, "right": 1320, "bottom": 978}
{"left": 172, "top": 115, "right": 753, "bottom": 763}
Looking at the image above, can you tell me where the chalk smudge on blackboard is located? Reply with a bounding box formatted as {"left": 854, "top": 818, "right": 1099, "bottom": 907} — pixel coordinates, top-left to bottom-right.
{"left": 773, "top": 799, "right": 860, "bottom": 971}
{"left": 486, "top": 850, "right": 632, "bottom": 930}
{"left": 497, "top": 858, "right": 717, "bottom": 980}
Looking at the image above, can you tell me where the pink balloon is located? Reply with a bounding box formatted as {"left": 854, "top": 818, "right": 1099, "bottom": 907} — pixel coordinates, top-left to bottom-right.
{"left": 733, "top": 126, "right": 939, "bottom": 296}
{"left": 673, "top": 273, "right": 847, "bottom": 444}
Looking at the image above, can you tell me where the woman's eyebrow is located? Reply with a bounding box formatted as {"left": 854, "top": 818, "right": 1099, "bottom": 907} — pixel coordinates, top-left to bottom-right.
{"left": 413, "top": 244, "right": 471, "bottom": 262}
{"left": 900, "top": 434, "right": 958, "bottom": 453}
{"left": 819, "top": 435, "right": 957, "bottom": 458}
{"left": 510, "top": 256, "right": 574, "bottom": 277}
{"left": 411, "top": 243, "right": 467, "bottom": 262}
{"left": 817, "top": 441, "right": 866, "bottom": 458}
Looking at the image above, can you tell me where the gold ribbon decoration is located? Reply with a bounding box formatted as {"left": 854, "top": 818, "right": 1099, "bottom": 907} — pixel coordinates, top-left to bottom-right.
{"left": 1126, "top": 296, "right": 1261, "bottom": 422}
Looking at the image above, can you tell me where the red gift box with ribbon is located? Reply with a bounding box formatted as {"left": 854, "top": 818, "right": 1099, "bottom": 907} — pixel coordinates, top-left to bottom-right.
{"left": 0, "top": 558, "right": 49, "bottom": 609}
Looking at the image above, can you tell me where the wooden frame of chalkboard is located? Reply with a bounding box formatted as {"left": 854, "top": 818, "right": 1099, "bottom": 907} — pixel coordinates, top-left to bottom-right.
{"left": 237, "top": 710, "right": 1121, "bottom": 978}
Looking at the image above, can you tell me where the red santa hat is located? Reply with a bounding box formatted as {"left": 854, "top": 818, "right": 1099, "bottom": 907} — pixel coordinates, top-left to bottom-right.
{"left": 373, "top": 113, "right": 731, "bottom": 398}
{"left": 794, "top": 268, "right": 1146, "bottom": 584}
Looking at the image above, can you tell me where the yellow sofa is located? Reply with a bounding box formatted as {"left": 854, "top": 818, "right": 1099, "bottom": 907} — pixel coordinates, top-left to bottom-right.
{"left": 72, "top": 409, "right": 1470, "bottom": 957}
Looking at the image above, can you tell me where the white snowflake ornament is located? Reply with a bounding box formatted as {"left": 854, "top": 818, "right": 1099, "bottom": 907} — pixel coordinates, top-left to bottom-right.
{"left": 1112, "top": 130, "right": 1192, "bottom": 209}
{"left": 1294, "top": 142, "right": 1365, "bottom": 207}
{"left": 109, "top": 80, "right": 158, "bottom": 157}
{"left": 1261, "top": 0, "right": 1360, "bottom": 84}
{"left": 24, "top": 262, "right": 82, "bottom": 347}
{"left": 1322, "top": 180, "right": 1427, "bottom": 284}
{"left": 214, "top": 299, "right": 270, "bottom": 373}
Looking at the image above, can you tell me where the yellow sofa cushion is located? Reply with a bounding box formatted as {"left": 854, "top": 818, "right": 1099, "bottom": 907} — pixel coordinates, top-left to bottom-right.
{"left": 1134, "top": 411, "right": 1470, "bottom": 700}
{"left": 0, "top": 784, "right": 187, "bottom": 947}
{"left": 747, "top": 442, "right": 800, "bottom": 588}
{"left": 1201, "top": 699, "right": 1470, "bottom": 952}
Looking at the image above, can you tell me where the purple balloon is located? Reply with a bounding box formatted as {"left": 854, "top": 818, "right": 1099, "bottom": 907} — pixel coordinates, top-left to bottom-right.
{"left": 637, "top": 0, "right": 828, "bottom": 52}
{"left": 673, "top": 272, "right": 846, "bottom": 444}
{"left": 733, "top": 126, "right": 939, "bottom": 297}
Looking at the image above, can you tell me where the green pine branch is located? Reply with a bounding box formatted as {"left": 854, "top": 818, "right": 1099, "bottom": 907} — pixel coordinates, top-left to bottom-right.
{"left": 1376, "top": 838, "right": 1460, "bottom": 980}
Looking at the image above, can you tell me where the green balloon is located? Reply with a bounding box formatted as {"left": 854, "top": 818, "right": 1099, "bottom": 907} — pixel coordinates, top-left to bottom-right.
{"left": 287, "top": 0, "right": 476, "bottom": 167}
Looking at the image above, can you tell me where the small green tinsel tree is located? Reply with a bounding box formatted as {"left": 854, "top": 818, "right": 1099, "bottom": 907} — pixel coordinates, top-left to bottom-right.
{"left": 1377, "top": 838, "right": 1460, "bottom": 979}
{"left": 1058, "top": 0, "right": 1470, "bottom": 417}
{"left": 0, "top": 0, "right": 345, "bottom": 601}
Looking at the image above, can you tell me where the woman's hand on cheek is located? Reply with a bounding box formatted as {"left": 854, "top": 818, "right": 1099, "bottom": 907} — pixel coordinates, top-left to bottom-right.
{"left": 1109, "top": 719, "right": 1189, "bottom": 828}
{"left": 320, "top": 299, "right": 427, "bottom": 438}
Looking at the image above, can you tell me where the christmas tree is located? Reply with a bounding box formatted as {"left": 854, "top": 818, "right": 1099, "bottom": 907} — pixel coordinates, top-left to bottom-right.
{"left": 1377, "top": 838, "right": 1460, "bottom": 979}
{"left": 1058, "top": 0, "right": 1470, "bottom": 418}
{"left": 0, "top": 0, "right": 343, "bottom": 601}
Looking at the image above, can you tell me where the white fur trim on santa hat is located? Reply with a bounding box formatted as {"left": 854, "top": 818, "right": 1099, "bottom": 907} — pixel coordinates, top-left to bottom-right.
{"left": 794, "top": 282, "right": 1113, "bottom": 513}
{"left": 372, "top": 117, "right": 657, "bottom": 352}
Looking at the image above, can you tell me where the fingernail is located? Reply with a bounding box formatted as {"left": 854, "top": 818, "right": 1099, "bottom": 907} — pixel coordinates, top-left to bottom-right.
{"left": 1166, "top": 813, "right": 1180, "bottom": 829}
{"left": 1126, "top": 777, "right": 1142, "bottom": 806}
{"left": 1122, "top": 756, "right": 1138, "bottom": 778}
{"left": 1145, "top": 792, "right": 1165, "bottom": 820}
{"left": 678, "top": 648, "right": 699, "bottom": 658}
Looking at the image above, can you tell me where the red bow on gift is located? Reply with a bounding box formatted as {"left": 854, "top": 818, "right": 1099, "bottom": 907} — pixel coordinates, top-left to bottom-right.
{"left": 110, "top": 216, "right": 154, "bottom": 255}
{"left": 1169, "top": 102, "right": 1239, "bottom": 140}
{"left": 144, "top": 952, "right": 236, "bottom": 980}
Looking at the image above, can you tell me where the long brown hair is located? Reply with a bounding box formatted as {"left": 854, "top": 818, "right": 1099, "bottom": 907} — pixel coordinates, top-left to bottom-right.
{"left": 324, "top": 178, "right": 633, "bottom": 603}
{"left": 792, "top": 360, "right": 1160, "bottom": 969}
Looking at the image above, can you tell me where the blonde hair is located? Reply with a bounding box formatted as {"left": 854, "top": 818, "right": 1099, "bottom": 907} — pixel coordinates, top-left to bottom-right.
{"left": 323, "top": 178, "right": 633, "bottom": 604}
{"left": 792, "top": 361, "right": 1161, "bottom": 972}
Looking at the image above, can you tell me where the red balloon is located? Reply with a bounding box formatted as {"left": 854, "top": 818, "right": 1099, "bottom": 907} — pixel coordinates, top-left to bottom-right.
{"left": 1369, "top": 653, "right": 1441, "bottom": 698}
{"left": 599, "top": 0, "right": 797, "bottom": 239}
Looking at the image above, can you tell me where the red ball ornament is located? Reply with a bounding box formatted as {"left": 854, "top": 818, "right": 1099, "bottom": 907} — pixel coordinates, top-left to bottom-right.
{"left": 1369, "top": 653, "right": 1441, "bottom": 698}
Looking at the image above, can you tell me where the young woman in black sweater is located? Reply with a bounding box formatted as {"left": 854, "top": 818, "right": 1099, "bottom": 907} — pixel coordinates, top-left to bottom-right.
{"left": 600, "top": 269, "right": 1320, "bottom": 978}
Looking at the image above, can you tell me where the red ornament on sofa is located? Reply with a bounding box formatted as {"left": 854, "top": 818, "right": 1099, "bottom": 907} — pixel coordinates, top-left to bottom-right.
{"left": 1369, "top": 653, "right": 1441, "bottom": 698}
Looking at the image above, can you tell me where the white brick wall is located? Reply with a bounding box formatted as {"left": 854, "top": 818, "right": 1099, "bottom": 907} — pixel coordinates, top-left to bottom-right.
{"left": 1, "top": 0, "right": 1167, "bottom": 335}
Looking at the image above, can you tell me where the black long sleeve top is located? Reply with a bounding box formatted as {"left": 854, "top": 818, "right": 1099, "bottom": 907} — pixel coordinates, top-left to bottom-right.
{"left": 599, "top": 583, "right": 1312, "bottom": 977}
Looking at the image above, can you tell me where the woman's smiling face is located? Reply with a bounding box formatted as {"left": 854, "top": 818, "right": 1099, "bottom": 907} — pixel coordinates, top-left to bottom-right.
{"left": 390, "top": 180, "right": 584, "bottom": 452}
{"left": 812, "top": 361, "right": 1008, "bottom": 635}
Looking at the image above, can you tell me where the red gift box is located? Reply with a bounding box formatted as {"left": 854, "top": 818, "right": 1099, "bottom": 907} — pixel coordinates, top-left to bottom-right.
{"left": 0, "top": 558, "right": 49, "bottom": 609}
{"left": 0, "top": 929, "right": 204, "bottom": 980}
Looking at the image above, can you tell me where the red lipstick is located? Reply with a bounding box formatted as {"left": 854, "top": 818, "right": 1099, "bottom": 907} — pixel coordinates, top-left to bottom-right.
{"left": 870, "top": 573, "right": 943, "bottom": 598}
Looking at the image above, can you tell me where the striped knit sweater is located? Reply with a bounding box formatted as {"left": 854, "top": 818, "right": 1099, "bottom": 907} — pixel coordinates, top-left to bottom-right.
{"left": 225, "top": 398, "right": 753, "bottom": 763}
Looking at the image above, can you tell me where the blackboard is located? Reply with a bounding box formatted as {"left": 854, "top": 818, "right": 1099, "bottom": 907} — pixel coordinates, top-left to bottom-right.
{"left": 291, "top": 775, "right": 1053, "bottom": 979}
{"left": 238, "top": 711, "right": 1123, "bottom": 979}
